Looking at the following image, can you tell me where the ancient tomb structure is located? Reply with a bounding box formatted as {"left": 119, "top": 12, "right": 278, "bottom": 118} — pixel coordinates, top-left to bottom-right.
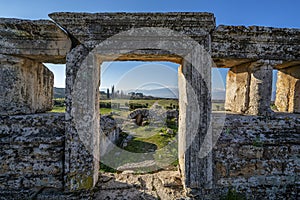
{"left": 0, "top": 13, "right": 299, "bottom": 199}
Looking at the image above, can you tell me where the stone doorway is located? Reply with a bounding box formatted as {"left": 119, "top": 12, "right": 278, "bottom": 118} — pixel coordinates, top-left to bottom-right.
{"left": 51, "top": 13, "right": 215, "bottom": 195}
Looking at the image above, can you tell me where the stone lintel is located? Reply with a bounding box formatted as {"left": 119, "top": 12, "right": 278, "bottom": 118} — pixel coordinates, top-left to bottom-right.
{"left": 212, "top": 58, "right": 253, "bottom": 68}
{"left": 0, "top": 18, "right": 71, "bottom": 63}
{"left": 0, "top": 54, "right": 54, "bottom": 115}
{"left": 275, "top": 66, "right": 300, "bottom": 113}
{"left": 212, "top": 25, "right": 300, "bottom": 62}
{"left": 49, "top": 12, "right": 216, "bottom": 48}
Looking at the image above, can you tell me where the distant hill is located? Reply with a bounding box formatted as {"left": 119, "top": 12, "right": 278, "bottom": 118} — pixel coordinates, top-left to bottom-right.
{"left": 54, "top": 87, "right": 65, "bottom": 99}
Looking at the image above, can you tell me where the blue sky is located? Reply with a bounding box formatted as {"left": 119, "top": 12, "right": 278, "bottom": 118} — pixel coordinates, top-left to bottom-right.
{"left": 1, "top": 0, "right": 299, "bottom": 97}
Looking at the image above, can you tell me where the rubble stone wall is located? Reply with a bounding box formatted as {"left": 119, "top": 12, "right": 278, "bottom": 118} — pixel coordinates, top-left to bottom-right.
{"left": 0, "top": 113, "right": 122, "bottom": 192}
{"left": 0, "top": 113, "right": 299, "bottom": 199}
{"left": 0, "top": 113, "right": 65, "bottom": 190}
{"left": 212, "top": 113, "right": 300, "bottom": 199}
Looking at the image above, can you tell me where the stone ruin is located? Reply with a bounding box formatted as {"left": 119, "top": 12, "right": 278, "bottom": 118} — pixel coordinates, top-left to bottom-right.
{"left": 0, "top": 13, "right": 299, "bottom": 199}
{"left": 128, "top": 107, "right": 178, "bottom": 126}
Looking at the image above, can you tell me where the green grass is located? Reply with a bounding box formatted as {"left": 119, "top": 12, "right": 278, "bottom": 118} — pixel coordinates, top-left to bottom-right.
{"left": 50, "top": 106, "right": 66, "bottom": 113}
{"left": 50, "top": 106, "right": 116, "bottom": 114}
{"left": 99, "top": 162, "right": 118, "bottom": 173}
{"left": 125, "top": 132, "right": 175, "bottom": 152}
{"left": 100, "top": 108, "right": 113, "bottom": 115}
{"left": 100, "top": 99, "right": 179, "bottom": 109}
{"left": 50, "top": 98, "right": 179, "bottom": 113}
{"left": 212, "top": 102, "right": 225, "bottom": 111}
{"left": 51, "top": 98, "right": 179, "bottom": 171}
{"left": 124, "top": 138, "right": 158, "bottom": 153}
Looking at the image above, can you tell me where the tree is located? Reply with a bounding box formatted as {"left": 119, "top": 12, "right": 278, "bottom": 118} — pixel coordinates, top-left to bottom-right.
{"left": 111, "top": 85, "right": 115, "bottom": 98}
{"left": 107, "top": 88, "right": 110, "bottom": 99}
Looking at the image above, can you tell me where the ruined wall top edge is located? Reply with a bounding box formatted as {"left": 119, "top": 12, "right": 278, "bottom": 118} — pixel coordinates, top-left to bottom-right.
{"left": 0, "top": 18, "right": 72, "bottom": 64}
{"left": 1, "top": 13, "right": 300, "bottom": 65}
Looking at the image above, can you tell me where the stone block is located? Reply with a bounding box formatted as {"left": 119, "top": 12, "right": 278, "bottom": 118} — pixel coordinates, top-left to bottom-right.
{"left": 212, "top": 25, "right": 300, "bottom": 66}
{"left": 225, "top": 63, "right": 251, "bottom": 113}
{"left": 225, "top": 60, "right": 278, "bottom": 115}
{"left": 49, "top": 12, "right": 216, "bottom": 48}
{"left": 0, "top": 18, "right": 71, "bottom": 63}
{"left": 247, "top": 60, "right": 274, "bottom": 115}
{"left": 275, "top": 66, "right": 300, "bottom": 113}
{"left": 0, "top": 54, "right": 54, "bottom": 115}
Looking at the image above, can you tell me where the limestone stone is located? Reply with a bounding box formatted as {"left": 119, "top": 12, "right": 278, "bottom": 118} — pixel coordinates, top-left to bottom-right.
{"left": 247, "top": 60, "right": 275, "bottom": 115}
{"left": 179, "top": 57, "right": 212, "bottom": 197}
{"left": 275, "top": 66, "right": 300, "bottom": 113}
{"left": 0, "top": 18, "right": 71, "bottom": 63}
{"left": 212, "top": 25, "right": 300, "bottom": 68}
{"left": 0, "top": 113, "right": 65, "bottom": 190}
{"left": 100, "top": 115, "right": 120, "bottom": 157}
{"left": 64, "top": 44, "right": 101, "bottom": 191}
{"left": 0, "top": 54, "right": 54, "bottom": 115}
{"left": 60, "top": 12, "right": 213, "bottom": 195}
{"left": 225, "top": 63, "right": 251, "bottom": 113}
{"left": 95, "top": 171, "right": 186, "bottom": 200}
{"left": 0, "top": 112, "right": 299, "bottom": 199}
{"left": 213, "top": 113, "right": 300, "bottom": 199}
{"left": 225, "top": 60, "right": 280, "bottom": 115}
{"left": 49, "top": 12, "right": 215, "bottom": 49}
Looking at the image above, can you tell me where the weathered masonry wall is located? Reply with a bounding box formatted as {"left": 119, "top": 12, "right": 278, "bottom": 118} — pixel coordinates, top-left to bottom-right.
{"left": 212, "top": 25, "right": 300, "bottom": 115}
{"left": 49, "top": 12, "right": 214, "bottom": 193}
{"left": 0, "top": 113, "right": 299, "bottom": 199}
{"left": 0, "top": 113, "right": 65, "bottom": 190}
{"left": 212, "top": 113, "right": 300, "bottom": 199}
{"left": 49, "top": 12, "right": 215, "bottom": 49}
{"left": 275, "top": 66, "right": 300, "bottom": 113}
{"left": 0, "top": 114, "right": 121, "bottom": 195}
{"left": 212, "top": 25, "right": 300, "bottom": 63}
{"left": 0, "top": 18, "right": 72, "bottom": 116}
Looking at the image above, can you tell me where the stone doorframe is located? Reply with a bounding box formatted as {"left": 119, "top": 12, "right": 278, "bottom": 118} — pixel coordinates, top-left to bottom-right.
{"left": 64, "top": 27, "right": 213, "bottom": 196}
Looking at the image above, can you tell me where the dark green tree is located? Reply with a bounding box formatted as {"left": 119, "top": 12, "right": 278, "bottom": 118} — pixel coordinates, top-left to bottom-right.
{"left": 107, "top": 88, "right": 110, "bottom": 99}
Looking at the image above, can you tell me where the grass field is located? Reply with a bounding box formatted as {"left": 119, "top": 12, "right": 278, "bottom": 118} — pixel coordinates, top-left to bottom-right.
{"left": 50, "top": 105, "right": 66, "bottom": 113}
{"left": 49, "top": 98, "right": 227, "bottom": 172}
{"left": 101, "top": 99, "right": 178, "bottom": 109}
{"left": 50, "top": 99, "right": 227, "bottom": 113}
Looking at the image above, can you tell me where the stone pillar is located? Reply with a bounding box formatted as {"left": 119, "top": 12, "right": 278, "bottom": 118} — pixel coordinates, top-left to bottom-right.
{"left": 0, "top": 54, "right": 53, "bottom": 115}
{"left": 275, "top": 66, "right": 300, "bottom": 113}
{"left": 178, "top": 51, "right": 212, "bottom": 197}
{"left": 64, "top": 45, "right": 100, "bottom": 191}
{"left": 246, "top": 60, "right": 275, "bottom": 115}
{"left": 225, "top": 60, "right": 280, "bottom": 115}
{"left": 225, "top": 63, "right": 251, "bottom": 113}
